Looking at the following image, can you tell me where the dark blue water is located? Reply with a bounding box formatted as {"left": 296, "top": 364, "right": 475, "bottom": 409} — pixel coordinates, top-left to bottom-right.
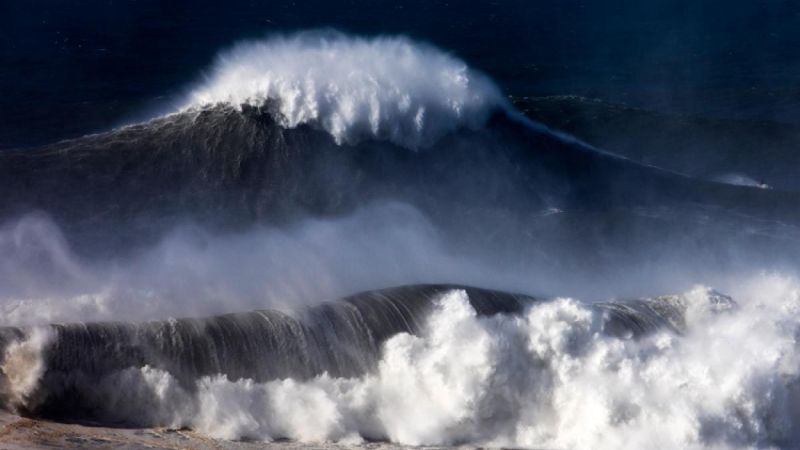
{"left": 2, "top": 0, "right": 799, "bottom": 149}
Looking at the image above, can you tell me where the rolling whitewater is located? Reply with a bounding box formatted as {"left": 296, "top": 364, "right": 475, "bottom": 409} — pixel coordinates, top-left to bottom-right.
{"left": 1, "top": 28, "right": 800, "bottom": 450}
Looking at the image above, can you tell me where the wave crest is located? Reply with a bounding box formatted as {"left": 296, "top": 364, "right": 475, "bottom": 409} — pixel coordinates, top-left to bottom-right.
{"left": 186, "top": 31, "right": 506, "bottom": 148}
{"left": 20, "top": 278, "right": 796, "bottom": 448}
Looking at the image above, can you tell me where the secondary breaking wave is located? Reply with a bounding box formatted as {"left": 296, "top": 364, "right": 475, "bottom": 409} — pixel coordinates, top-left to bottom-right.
{"left": 0, "top": 284, "right": 730, "bottom": 420}
{"left": 4, "top": 281, "right": 798, "bottom": 450}
{"left": 0, "top": 285, "right": 530, "bottom": 418}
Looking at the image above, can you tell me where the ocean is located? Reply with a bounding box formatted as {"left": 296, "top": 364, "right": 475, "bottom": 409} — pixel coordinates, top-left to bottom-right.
{"left": 1, "top": 2, "right": 800, "bottom": 449}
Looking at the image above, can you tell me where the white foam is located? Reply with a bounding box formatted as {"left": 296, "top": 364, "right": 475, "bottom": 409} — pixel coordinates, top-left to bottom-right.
{"left": 185, "top": 31, "right": 506, "bottom": 149}
{"left": 713, "top": 173, "right": 771, "bottom": 189}
{"left": 0, "top": 327, "right": 52, "bottom": 411}
{"left": 87, "top": 275, "right": 800, "bottom": 448}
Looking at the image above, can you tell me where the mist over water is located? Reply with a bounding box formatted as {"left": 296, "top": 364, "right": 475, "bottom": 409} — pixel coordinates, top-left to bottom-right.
{"left": 1, "top": 30, "right": 799, "bottom": 450}
{"left": 0, "top": 205, "right": 460, "bottom": 325}
{"left": 1, "top": 201, "right": 794, "bottom": 329}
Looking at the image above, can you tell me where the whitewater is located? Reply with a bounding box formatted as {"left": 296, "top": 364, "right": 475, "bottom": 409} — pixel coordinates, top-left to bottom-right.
{"left": 3, "top": 278, "right": 800, "bottom": 449}
{"left": 185, "top": 31, "right": 505, "bottom": 149}
{"left": 190, "top": 280, "right": 800, "bottom": 449}
{"left": 1, "top": 31, "right": 799, "bottom": 450}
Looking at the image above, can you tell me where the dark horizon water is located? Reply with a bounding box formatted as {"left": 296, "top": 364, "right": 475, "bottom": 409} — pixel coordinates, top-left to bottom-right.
{"left": 3, "top": 0, "right": 800, "bottom": 149}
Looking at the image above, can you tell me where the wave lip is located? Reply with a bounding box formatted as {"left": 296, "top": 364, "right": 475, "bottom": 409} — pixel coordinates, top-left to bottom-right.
{"left": 185, "top": 31, "right": 506, "bottom": 149}
{"left": 4, "top": 282, "right": 792, "bottom": 450}
{"left": 0, "top": 283, "right": 731, "bottom": 424}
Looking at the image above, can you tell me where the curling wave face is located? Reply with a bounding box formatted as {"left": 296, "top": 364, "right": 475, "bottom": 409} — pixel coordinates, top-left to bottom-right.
{"left": 2, "top": 280, "right": 799, "bottom": 449}
{"left": 186, "top": 31, "right": 505, "bottom": 149}
{"left": 2, "top": 32, "right": 799, "bottom": 272}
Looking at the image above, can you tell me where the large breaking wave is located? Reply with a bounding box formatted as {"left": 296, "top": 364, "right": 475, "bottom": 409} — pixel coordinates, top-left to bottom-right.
{"left": 1, "top": 31, "right": 800, "bottom": 450}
